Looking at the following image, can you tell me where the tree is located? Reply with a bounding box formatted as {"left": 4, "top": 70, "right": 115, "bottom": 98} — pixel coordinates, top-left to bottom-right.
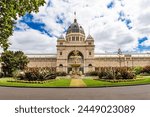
{"left": 1, "top": 50, "right": 29, "bottom": 76}
{"left": 0, "top": 0, "right": 45, "bottom": 51}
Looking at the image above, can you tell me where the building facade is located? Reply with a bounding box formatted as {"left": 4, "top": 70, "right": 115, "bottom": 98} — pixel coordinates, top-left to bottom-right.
{"left": 26, "top": 18, "right": 150, "bottom": 74}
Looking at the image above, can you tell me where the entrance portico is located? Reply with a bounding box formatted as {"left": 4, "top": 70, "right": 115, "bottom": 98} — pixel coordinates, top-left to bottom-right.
{"left": 56, "top": 17, "right": 95, "bottom": 75}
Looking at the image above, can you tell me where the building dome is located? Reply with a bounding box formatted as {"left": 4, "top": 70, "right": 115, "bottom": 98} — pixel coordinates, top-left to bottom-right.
{"left": 66, "top": 19, "right": 85, "bottom": 35}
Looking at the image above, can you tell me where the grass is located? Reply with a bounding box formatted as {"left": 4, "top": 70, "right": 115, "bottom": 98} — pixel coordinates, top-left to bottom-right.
{"left": 0, "top": 78, "right": 71, "bottom": 87}
{"left": 0, "top": 76, "right": 150, "bottom": 88}
{"left": 83, "top": 76, "right": 150, "bottom": 87}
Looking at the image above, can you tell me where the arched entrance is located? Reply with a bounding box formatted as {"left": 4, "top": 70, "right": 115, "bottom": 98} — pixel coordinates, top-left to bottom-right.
{"left": 67, "top": 50, "right": 84, "bottom": 75}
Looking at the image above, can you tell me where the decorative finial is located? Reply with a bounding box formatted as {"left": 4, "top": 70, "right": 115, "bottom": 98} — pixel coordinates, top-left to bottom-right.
{"left": 74, "top": 12, "right": 77, "bottom": 23}
{"left": 88, "top": 26, "right": 91, "bottom": 35}
{"left": 74, "top": 12, "right": 76, "bottom": 18}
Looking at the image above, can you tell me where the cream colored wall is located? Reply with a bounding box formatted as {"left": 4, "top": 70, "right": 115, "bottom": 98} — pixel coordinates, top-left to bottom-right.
{"left": 20, "top": 56, "right": 150, "bottom": 74}
{"left": 28, "top": 58, "right": 56, "bottom": 68}
{"left": 94, "top": 58, "right": 120, "bottom": 67}
{"left": 132, "top": 58, "right": 150, "bottom": 67}
{"left": 94, "top": 57, "right": 150, "bottom": 68}
{"left": 27, "top": 57, "right": 150, "bottom": 68}
{"left": 57, "top": 33, "right": 95, "bottom": 73}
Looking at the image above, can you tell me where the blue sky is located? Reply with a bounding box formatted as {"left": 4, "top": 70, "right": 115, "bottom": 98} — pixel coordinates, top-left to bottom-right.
{"left": 7, "top": 0, "right": 150, "bottom": 53}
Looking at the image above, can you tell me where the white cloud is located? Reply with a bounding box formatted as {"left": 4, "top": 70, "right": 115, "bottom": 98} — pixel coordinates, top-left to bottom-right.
{"left": 8, "top": 0, "right": 150, "bottom": 53}
{"left": 9, "top": 29, "right": 56, "bottom": 53}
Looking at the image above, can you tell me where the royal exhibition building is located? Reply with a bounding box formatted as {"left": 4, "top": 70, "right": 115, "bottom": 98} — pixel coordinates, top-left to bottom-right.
{"left": 1, "top": 14, "right": 145, "bottom": 75}
{"left": 19, "top": 18, "right": 150, "bottom": 75}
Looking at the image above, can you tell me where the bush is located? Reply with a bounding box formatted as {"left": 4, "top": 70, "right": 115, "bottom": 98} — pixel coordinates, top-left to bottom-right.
{"left": 105, "top": 71, "right": 114, "bottom": 79}
{"left": 141, "top": 66, "right": 150, "bottom": 74}
{"left": 13, "top": 70, "right": 22, "bottom": 79}
{"left": 56, "top": 72, "right": 67, "bottom": 76}
{"left": 86, "top": 71, "right": 99, "bottom": 76}
{"left": 17, "top": 68, "right": 57, "bottom": 81}
{"left": 120, "top": 70, "right": 135, "bottom": 79}
{"left": 133, "top": 66, "right": 143, "bottom": 75}
{"left": 98, "top": 71, "right": 107, "bottom": 78}
{"left": 98, "top": 67, "right": 135, "bottom": 80}
{"left": 127, "top": 72, "right": 136, "bottom": 79}
{"left": 0, "top": 72, "right": 4, "bottom": 78}
{"left": 17, "top": 72, "right": 25, "bottom": 80}
{"left": 140, "top": 72, "right": 150, "bottom": 76}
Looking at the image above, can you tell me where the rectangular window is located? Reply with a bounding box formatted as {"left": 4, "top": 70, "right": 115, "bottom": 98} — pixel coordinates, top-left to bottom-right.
{"left": 89, "top": 52, "right": 92, "bottom": 55}
{"left": 80, "top": 37, "right": 82, "bottom": 41}
{"left": 60, "top": 52, "right": 62, "bottom": 55}
{"left": 60, "top": 43, "right": 63, "bottom": 45}
{"left": 72, "top": 37, "right": 75, "bottom": 41}
{"left": 76, "top": 37, "right": 79, "bottom": 41}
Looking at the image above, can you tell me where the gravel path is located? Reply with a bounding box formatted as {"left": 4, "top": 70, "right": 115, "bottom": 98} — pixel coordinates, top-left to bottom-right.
{"left": 70, "top": 79, "right": 86, "bottom": 87}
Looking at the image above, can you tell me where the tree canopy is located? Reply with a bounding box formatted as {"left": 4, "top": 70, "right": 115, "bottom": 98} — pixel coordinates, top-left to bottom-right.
{"left": 1, "top": 50, "right": 29, "bottom": 76}
{"left": 0, "top": 0, "right": 45, "bottom": 51}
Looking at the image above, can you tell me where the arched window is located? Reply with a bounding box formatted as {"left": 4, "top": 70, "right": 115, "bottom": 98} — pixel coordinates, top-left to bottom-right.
{"left": 88, "top": 42, "right": 91, "bottom": 45}
{"left": 59, "top": 64, "right": 63, "bottom": 67}
{"left": 88, "top": 64, "right": 93, "bottom": 72}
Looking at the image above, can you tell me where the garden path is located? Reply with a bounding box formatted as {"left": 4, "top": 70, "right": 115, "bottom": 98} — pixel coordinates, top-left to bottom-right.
{"left": 70, "top": 79, "right": 86, "bottom": 87}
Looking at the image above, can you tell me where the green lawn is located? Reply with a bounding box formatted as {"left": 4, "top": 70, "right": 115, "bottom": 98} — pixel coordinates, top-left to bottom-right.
{"left": 0, "top": 76, "right": 150, "bottom": 88}
{"left": 0, "top": 78, "right": 71, "bottom": 87}
{"left": 83, "top": 76, "right": 150, "bottom": 87}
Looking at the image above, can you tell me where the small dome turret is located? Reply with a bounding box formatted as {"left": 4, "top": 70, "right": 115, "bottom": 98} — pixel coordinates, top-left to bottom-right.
{"left": 87, "top": 34, "right": 94, "bottom": 40}
{"left": 58, "top": 34, "right": 65, "bottom": 40}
